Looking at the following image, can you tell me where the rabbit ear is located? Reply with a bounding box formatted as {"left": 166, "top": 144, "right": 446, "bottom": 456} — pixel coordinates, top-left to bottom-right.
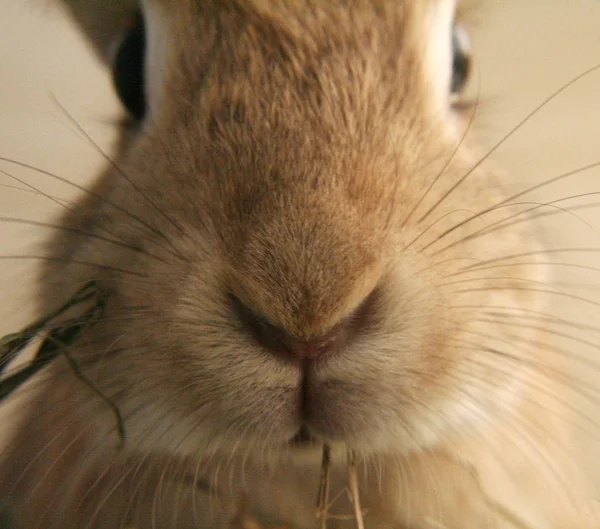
{"left": 58, "top": 0, "right": 139, "bottom": 64}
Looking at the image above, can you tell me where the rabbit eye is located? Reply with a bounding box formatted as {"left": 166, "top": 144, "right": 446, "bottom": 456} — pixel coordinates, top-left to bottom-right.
{"left": 450, "top": 24, "right": 472, "bottom": 98}
{"left": 112, "top": 11, "right": 147, "bottom": 121}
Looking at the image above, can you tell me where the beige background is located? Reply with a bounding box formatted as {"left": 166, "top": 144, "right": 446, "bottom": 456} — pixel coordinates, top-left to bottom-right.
{"left": 1, "top": 0, "right": 600, "bottom": 498}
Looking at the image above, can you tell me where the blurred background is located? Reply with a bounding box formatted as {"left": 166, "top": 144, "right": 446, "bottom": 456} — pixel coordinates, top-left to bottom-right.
{"left": 0, "top": 0, "right": 599, "bottom": 498}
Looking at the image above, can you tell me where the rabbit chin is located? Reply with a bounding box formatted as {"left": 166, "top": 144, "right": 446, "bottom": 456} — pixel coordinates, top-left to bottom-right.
{"left": 125, "top": 380, "right": 469, "bottom": 464}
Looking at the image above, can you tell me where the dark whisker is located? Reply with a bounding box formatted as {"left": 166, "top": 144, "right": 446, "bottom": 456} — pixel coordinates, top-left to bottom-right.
{"left": 0, "top": 217, "right": 168, "bottom": 264}
{"left": 457, "top": 248, "right": 600, "bottom": 273}
{"left": 431, "top": 200, "right": 600, "bottom": 257}
{"left": 425, "top": 191, "right": 600, "bottom": 255}
{"left": 0, "top": 168, "right": 82, "bottom": 222}
{"left": 51, "top": 95, "right": 187, "bottom": 238}
{"left": 402, "top": 208, "right": 479, "bottom": 253}
{"left": 417, "top": 63, "right": 600, "bottom": 224}
{"left": 0, "top": 157, "right": 187, "bottom": 262}
{"left": 496, "top": 160, "right": 600, "bottom": 210}
{"left": 0, "top": 255, "right": 146, "bottom": 277}
{"left": 0, "top": 168, "right": 150, "bottom": 251}
{"left": 0, "top": 181, "right": 70, "bottom": 204}
{"left": 422, "top": 160, "right": 600, "bottom": 254}
{"left": 402, "top": 76, "right": 481, "bottom": 227}
{"left": 471, "top": 317, "right": 600, "bottom": 365}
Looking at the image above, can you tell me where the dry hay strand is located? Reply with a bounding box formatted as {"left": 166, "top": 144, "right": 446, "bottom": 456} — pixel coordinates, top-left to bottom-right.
{"left": 316, "top": 445, "right": 367, "bottom": 529}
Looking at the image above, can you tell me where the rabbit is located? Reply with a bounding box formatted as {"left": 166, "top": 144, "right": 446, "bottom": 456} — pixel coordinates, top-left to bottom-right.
{"left": 0, "top": 0, "right": 596, "bottom": 528}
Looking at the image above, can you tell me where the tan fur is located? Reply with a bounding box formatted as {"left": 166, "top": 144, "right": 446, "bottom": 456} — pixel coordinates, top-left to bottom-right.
{"left": 0, "top": 1, "right": 594, "bottom": 528}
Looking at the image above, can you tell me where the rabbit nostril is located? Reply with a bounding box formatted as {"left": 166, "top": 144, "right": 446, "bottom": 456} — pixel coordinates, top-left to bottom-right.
{"left": 229, "top": 290, "right": 378, "bottom": 363}
{"left": 229, "top": 294, "right": 290, "bottom": 357}
{"left": 282, "top": 329, "right": 343, "bottom": 361}
{"left": 229, "top": 295, "right": 345, "bottom": 362}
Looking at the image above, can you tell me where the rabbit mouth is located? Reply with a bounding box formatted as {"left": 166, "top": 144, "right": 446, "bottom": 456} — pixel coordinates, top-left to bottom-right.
{"left": 288, "top": 425, "right": 319, "bottom": 447}
{"left": 284, "top": 376, "right": 359, "bottom": 450}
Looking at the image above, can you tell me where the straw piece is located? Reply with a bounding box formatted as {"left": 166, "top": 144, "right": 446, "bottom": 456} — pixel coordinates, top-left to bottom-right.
{"left": 347, "top": 451, "right": 366, "bottom": 529}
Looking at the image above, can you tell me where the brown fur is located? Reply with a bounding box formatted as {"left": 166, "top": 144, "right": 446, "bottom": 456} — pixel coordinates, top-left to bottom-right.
{"left": 0, "top": 1, "right": 594, "bottom": 528}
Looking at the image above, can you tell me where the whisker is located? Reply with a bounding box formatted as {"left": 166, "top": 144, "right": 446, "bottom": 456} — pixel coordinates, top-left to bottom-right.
{"left": 0, "top": 217, "right": 168, "bottom": 264}
{"left": 417, "top": 62, "right": 600, "bottom": 224}
{"left": 436, "top": 201, "right": 600, "bottom": 257}
{"left": 497, "top": 161, "right": 600, "bottom": 210}
{"left": 0, "top": 255, "right": 146, "bottom": 277}
{"left": 402, "top": 208, "right": 480, "bottom": 253}
{"left": 0, "top": 168, "right": 75, "bottom": 217}
{"left": 448, "top": 336, "right": 599, "bottom": 442}
{"left": 441, "top": 274, "right": 562, "bottom": 289}
{"left": 421, "top": 160, "right": 600, "bottom": 253}
{"left": 51, "top": 95, "right": 188, "bottom": 238}
{"left": 440, "top": 274, "right": 580, "bottom": 310}
{"left": 426, "top": 193, "right": 600, "bottom": 255}
{"left": 395, "top": 348, "right": 583, "bottom": 513}
{"left": 456, "top": 247, "right": 600, "bottom": 273}
{"left": 470, "top": 317, "right": 600, "bottom": 368}
{"left": 455, "top": 285, "right": 600, "bottom": 309}
{"left": 0, "top": 180, "right": 71, "bottom": 205}
{"left": 451, "top": 337, "right": 600, "bottom": 441}
{"left": 121, "top": 455, "right": 157, "bottom": 527}
{"left": 402, "top": 76, "right": 481, "bottom": 227}
{"left": 0, "top": 156, "right": 187, "bottom": 262}
{"left": 77, "top": 451, "right": 136, "bottom": 529}
{"left": 447, "top": 260, "right": 600, "bottom": 279}
{"left": 453, "top": 303, "right": 600, "bottom": 335}
{"left": 20, "top": 411, "right": 102, "bottom": 519}
{"left": 553, "top": 281, "right": 600, "bottom": 291}
{"left": 452, "top": 364, "right": 599, "bottom": 508}
{"left": 0, "top": 393, "right": 88, "bottom": 497}
{"left": 0, "top": 168, "right": 149, "bottom": 254}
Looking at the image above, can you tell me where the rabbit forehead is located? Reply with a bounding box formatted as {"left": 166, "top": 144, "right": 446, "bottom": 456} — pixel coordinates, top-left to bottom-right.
{"left": 140, "top": 0, "right": 458, "bottom": 117}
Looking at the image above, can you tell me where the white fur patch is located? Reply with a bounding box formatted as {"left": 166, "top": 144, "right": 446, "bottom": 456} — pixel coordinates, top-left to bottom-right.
{"left": 422, "top": 0, "right": 457, "bottom": 117}
{"left": 140, "top": 0, "right": 169, "bottom": 116}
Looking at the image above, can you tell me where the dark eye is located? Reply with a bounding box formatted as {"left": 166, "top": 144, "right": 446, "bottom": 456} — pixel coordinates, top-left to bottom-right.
{"left": 450, "top": 24, "right": 472, "bottom": 98}
{"left": 112, "top": 11, "right": 147, "bottom": 121}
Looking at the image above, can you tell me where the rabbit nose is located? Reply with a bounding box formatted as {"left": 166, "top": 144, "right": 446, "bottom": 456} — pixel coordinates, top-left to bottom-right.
{"left": 230, "top": 294, "right": 373, "bottom": 363}
{"left": 274, "top": 326, "right": 344, "bottom": 361}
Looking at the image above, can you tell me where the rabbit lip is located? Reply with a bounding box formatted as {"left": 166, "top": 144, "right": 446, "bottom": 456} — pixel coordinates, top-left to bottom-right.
{"left": 289, "top": 425, "right": 318, "bottom": 446}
